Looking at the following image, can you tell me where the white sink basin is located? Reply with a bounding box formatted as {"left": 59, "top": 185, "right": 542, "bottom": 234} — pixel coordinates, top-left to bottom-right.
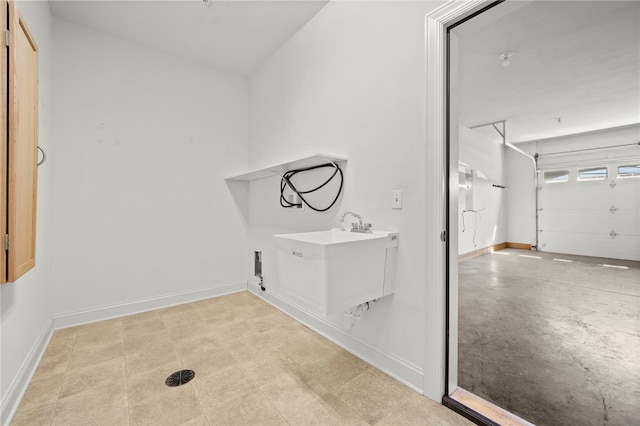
{"left": 275, "top": 228, "right": 393, "bottom": 245}
{"left": 274, "top": 228, "right": 398, "bottom": 316}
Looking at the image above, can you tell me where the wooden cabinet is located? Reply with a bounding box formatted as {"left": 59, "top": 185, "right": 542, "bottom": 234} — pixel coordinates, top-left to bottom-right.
{"left": 1, "top": 0, "right": 39, "bottom": 284}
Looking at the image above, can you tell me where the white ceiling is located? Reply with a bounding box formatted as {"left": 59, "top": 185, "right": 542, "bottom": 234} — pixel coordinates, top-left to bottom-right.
{"left": 453, "top": 0, "right": 640, "bottom": 143}
{"left": 50, "top": 1, "right": 639, "bottom": 143}
{"left": 49, "top": 0, "right": 329, "bottom": 76}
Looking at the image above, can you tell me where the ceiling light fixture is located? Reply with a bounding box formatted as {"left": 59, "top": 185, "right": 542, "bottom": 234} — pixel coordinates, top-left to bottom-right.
{"left": 499, "top": 51, "right": 513, "bottom": 67}
{"left": 201, "top": 0, "right": 213, "bottom": 7}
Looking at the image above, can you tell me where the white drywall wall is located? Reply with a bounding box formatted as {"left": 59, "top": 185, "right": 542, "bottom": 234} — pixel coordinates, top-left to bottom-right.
{"left": 50, "top": 20, "right": 249, "bottom": 317}
{"left": 0, "top": 1, "right": 54, "bottom": 422}
{"left": 247, "top": 1, "right": 443, "bottom": 393}
{"left": 458, "top": 126, "right": 507, "bottom": 254}
{"left": 505, "top": 148, "right": 536, "bottom": 246}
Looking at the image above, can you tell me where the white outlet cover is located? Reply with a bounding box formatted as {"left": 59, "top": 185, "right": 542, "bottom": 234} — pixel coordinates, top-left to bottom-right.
{"left": 391, "top": 189, "right": 402, "bottom": 209}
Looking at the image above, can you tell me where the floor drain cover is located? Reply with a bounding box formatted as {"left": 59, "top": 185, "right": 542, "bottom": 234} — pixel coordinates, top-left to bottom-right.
{"left": 165, "top": 370, "right": 195, "bottom": 387}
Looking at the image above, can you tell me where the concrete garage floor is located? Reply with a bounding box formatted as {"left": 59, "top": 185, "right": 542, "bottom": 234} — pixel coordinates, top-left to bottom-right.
{"left": 458, "top": 249, "right": 640, "bottom": 426}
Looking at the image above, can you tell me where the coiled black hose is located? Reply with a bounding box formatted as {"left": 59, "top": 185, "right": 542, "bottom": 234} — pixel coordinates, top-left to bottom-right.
{"left": 280, "top": 162, "right": 343, "bottom": 212}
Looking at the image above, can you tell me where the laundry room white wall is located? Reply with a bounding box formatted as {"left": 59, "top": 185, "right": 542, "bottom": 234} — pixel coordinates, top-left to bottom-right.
{"left": 246, "top": 1, "right": 444, "bottom": 394}
{"left": 50, "top": 19, "right": 249, "bottom": 322}
{"left": 0, "top": 1, "right": 55, "bottom": 423}
{"left": 457, "top": 126, "right": 507, "bottom": 255}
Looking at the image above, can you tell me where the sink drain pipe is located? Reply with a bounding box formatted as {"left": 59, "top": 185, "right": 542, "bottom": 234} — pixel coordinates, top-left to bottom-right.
{"left": 344, "top": 302, "right": 370, "bottom": 329}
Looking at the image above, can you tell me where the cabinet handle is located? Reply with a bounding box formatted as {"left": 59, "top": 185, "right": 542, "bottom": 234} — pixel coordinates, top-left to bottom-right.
{"left": 37, "top": 146, "right": 46, "bottom": 166}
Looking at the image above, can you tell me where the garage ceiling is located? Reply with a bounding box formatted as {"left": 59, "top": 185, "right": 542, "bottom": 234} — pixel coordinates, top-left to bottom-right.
{"left": 453, "top": 0, "right": 640, "bottom": 143}
{"left": 49, "top": 0, "right": 329, "bottom": 76}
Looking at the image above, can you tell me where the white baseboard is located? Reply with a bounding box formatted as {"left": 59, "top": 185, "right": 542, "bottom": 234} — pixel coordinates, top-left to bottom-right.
{"left": 1, "top": 319, "right": 54, "bottom": 426}
{"left": 53, "top": 282, "right": 247, "bottom": 330}
{"left": 247, "top": 283, "right": 425, "bottom": 394}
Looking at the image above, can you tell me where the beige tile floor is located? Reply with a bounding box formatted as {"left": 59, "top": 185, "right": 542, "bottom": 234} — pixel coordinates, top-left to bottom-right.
{"left": 11, "top": 291, "right": 472, "bottom": 426}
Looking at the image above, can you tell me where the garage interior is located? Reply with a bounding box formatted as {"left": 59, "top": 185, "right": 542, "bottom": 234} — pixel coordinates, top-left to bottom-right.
{"left": 449, "top": 2, "right": 640, "bottom": 425}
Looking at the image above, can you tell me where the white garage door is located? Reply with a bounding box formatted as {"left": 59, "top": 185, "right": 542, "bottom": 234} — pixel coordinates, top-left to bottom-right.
{"left": 537, "top": 148, "right": 640, "bottom": 261}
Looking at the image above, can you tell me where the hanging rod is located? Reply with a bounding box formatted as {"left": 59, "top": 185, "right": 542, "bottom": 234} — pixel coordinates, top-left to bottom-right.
{"left": 536, "top": 141, "right": 640, "bottom": 157}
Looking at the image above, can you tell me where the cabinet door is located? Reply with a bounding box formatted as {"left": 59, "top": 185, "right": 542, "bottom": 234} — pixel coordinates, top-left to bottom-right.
{"left": 0, "top": 0, "right": 7, "bottom": 284}
{"left": 7, "top": 0, "right": 38, "bottom": 282}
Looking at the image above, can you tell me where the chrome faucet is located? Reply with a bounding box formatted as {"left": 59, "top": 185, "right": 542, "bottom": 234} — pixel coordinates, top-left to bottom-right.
{"left": 340, "top": 211, "right": 372, "bottom": 233}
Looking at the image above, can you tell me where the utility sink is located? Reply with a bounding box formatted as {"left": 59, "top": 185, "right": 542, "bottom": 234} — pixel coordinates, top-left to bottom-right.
{"left": 274, "top": 228, "right": 399, "bottom": 316}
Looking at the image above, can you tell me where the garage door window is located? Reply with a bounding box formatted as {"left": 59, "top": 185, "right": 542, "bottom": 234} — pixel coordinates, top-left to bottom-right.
{"left": 617, "top": 164, "right": 640, "bottom": 178}
{"left": 544, "top": 170, "right": 569, "bottom": 183}
{"left": 578, "top": 167, "right": 607, "bottom": 181}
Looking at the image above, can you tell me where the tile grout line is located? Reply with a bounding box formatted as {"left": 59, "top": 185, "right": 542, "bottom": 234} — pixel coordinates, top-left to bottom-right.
{"left": 220, "top": 297, "right": 364, "bottom": 426}
{"left": 49, "top": 328, "right": 79, "bottom": 425}
{"left": 163, "top": 305, "right": 211, "bottom": 425}
{"left": 209, "top": 297, "right": 302, "bottom": 425}
{"left": 119, "top": 319, "right": 133, "bottom": 426}
{"left": 184, "top": 300, "right": 215, "bottom": 426}
{"left": 203, "top": 299, "right": 278, "bottom": 424}
{"left": 201, "top": 299, "right": 234, "bottom": 415}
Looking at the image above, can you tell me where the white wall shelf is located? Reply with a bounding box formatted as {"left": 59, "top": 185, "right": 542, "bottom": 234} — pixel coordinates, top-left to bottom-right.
{"left": 225, "top": 153, "right": 347, "bottom": 181}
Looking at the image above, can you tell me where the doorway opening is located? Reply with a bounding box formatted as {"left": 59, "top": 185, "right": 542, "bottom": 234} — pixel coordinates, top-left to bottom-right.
{"left": 439, "top": 1, "right": 640, "bottom": 425}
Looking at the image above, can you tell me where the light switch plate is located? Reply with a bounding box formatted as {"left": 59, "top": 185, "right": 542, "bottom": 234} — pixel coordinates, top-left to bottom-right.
{"left": 391, "top": 189, "right": 402, "bottom": 209}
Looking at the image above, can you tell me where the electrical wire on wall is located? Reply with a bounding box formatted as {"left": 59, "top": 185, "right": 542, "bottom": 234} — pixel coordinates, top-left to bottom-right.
{"left": 461, "top": 207, "right": 486, "bottom": 247}
{"left": 280, "top": 162, "right": 344, "bottom": 212}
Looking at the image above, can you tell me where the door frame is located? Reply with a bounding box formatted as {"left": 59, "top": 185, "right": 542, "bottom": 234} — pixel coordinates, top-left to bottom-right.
{"left": 424, "top": 0, "right": 504, "bottom": 421}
